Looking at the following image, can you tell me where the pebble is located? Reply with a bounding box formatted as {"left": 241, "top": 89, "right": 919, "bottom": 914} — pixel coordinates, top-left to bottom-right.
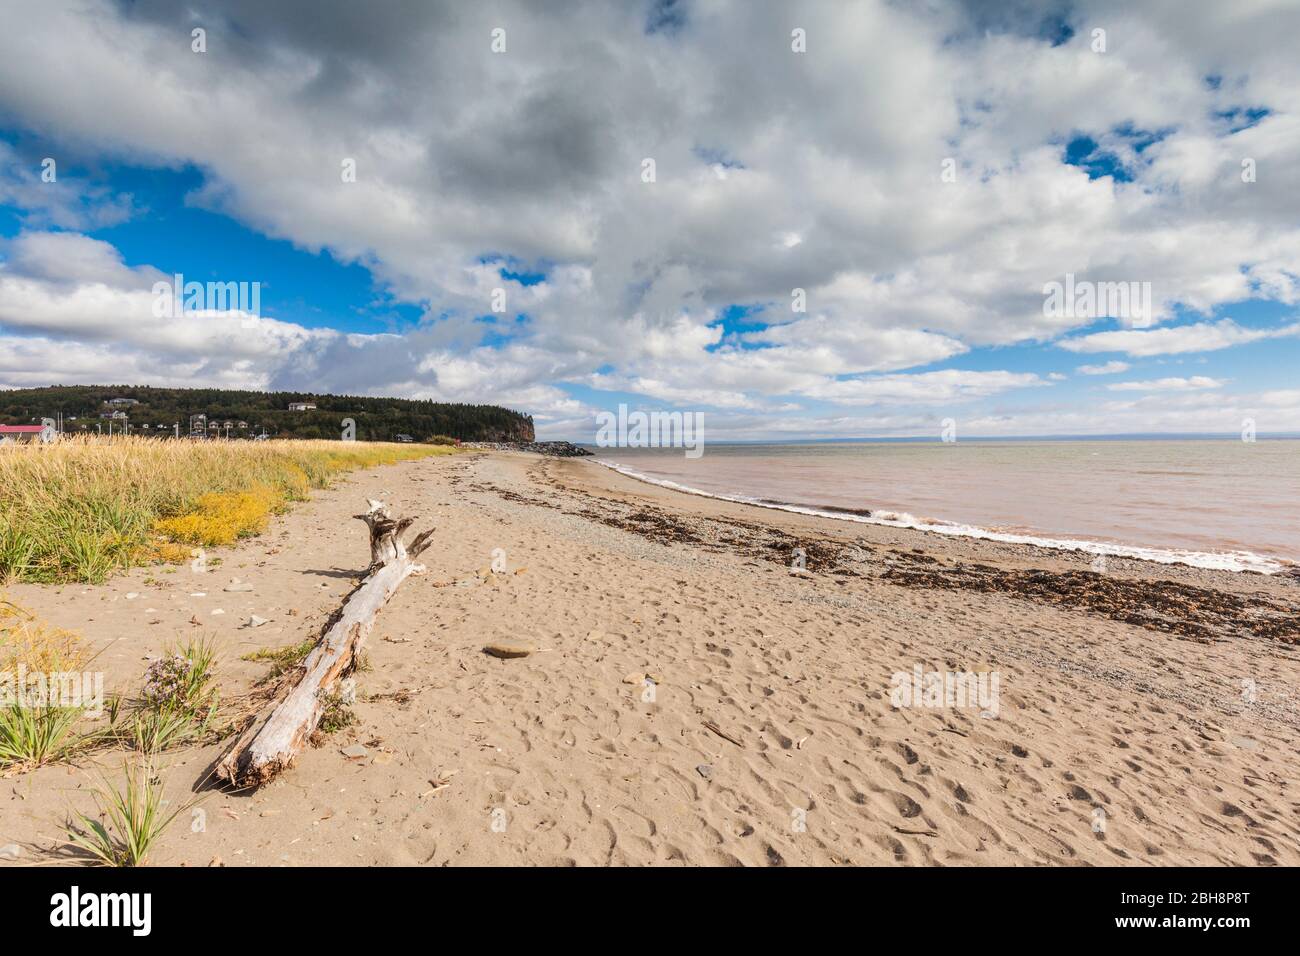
{"left": 0, "top": 843, "right": 20, "bottom": 860}
{"left": 247, "top": 615, "right": 269, "bottom": 628}
{"left": 622, "top": 672, "right": 645, "bottom": 685}
{"left": 696, "top": 764, "right": 713, "bottom": 780}
{"left": 341, "top": 744, "right": 369, "bottom": 759}
{"left": 224, "top": 579, "right": 255, "bottom": 592}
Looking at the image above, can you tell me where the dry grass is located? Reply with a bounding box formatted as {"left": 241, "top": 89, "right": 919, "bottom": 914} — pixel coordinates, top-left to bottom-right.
{"left": 0, "top": 435, "right": 453, "bottom": 583}
{"left": 0, "top": 596, "right": 89, "bottom": 673}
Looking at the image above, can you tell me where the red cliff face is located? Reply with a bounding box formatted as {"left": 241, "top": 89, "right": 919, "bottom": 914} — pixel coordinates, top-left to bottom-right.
{"left": 510, "top": 416, "right": 536, "bottom": 442}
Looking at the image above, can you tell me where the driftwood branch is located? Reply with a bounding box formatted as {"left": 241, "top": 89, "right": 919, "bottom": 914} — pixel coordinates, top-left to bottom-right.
{"left": 214, "top": 500, "right": 432, "bottom": 789}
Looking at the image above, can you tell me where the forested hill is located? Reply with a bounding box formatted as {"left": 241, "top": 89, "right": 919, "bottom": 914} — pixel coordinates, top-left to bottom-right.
{"left": 0, "top": 385, "right": 534, "bottom": 443}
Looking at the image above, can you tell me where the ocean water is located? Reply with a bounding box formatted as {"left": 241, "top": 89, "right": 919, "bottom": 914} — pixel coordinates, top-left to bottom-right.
{"left": 589, "top": 440, "right": 1300, "bottom": 574}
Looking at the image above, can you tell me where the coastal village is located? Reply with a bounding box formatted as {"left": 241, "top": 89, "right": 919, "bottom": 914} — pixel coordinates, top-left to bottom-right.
{"left": 0, "top": 386, "right": 534, "bottom": 446}
{"left": 0, "top": 396, "right": 298, "bottom": 443}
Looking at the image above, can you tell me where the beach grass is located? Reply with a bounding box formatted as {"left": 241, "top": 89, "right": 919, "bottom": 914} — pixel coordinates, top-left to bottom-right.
{"left": 0, "top": 435, "right": 453, "bottom": 584}
{"left": 0, "top": 596, "right": 93, "bottom": 772}
{"left": 124, "top": 637, "right": 220, "bottom": 755}
{"left": 0, "top": 702, "right": 85, "bottom": 772}
{"left": 65, "top": 758, "right": 195, "bottom": 866}
{"left": 242, "top": 637, "right": 318, "bottom": 681}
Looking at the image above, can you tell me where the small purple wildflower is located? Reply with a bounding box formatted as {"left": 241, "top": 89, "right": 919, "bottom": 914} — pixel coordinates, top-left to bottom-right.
{"left": 141, "top": 653, "right": 194, "bottom": 707}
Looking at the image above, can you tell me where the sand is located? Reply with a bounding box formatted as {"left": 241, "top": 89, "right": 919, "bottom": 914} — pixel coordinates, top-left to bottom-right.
{"left": 2, "top": 449, "right": 1297, "bottom": 866}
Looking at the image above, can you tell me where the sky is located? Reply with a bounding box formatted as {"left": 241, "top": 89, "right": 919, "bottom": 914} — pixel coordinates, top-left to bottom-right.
{"left": 0, "top": 0, "right": 1298, "bottom": 440}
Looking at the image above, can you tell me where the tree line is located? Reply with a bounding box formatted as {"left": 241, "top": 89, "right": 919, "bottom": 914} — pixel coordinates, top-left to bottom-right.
{"left": 0, "top": 385, "right": 535, "bottom": 443}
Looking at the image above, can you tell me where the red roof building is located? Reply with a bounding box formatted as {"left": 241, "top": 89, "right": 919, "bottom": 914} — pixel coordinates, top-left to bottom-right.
{"left": 0, "top": 424, "right": 55, "bottom": 443}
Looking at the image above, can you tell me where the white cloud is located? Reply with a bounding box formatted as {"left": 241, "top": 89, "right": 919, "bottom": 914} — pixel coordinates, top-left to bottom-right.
{"left": 0, "top": 143, "right": 136, "bottom": 231}
{"left": 0, "top": 1, "right": 1298, "bottom": 437}
{"left": 1077, "top": 360, "right": 1130, "bottom": 375}
{"left": 805, "top": 369, "right": 1048, "bottom": 405}
{"left": 1060, "top": 319, "right": 1300, "bottom": 356}
{"left": 1106, "top": 376, "right": 1224, "bottom": 392}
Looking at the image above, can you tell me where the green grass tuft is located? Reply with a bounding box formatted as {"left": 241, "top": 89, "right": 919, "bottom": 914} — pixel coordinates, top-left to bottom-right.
{"left": 65, "top": 759, "right": 195, "bottom": 866}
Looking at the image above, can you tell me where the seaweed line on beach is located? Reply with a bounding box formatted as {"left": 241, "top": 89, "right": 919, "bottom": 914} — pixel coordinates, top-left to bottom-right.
{"left": 470, "top": 462, "right": 1300, "bottom": 648}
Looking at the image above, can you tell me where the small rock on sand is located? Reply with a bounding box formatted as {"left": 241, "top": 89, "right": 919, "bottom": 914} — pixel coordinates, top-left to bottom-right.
{"left": 622, "top": 672, "right": 645, "bottom": 685}
{"left": 341, "top": 744, "right": 369, "bottom": 759}
{"left": 0, "top": 843, "right": 20, "bottom": 860}
{"left": 224, "top": 579, "right": 254, "bottom": 592}
{"left": 696, "top": 764, "right": 713, "bottom": 780}
{"left": 484, "top": 642, "right": 533, "bottom": 659}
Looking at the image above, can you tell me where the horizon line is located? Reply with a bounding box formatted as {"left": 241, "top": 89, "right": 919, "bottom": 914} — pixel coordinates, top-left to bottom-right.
{"left": 559, "top": 431, "right": 1300, "bottom": 445}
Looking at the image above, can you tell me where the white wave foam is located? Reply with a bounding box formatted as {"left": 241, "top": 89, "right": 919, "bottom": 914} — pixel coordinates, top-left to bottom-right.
{"left": 590, "top": 459, "right": 1288, "bottom": 575}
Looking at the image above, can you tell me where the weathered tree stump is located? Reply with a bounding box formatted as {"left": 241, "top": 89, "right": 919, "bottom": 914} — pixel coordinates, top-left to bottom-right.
{"left": 214, "top": 500, "right": 433, "bottom": 789}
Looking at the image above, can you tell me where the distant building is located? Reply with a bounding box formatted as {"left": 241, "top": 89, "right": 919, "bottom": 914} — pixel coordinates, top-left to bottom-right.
{"left": 288, "top": 402, "right": 317, "bottom": 411}
{"left": 0, "top": 424, "right": 55, "bottom": 444}
{"left": 99, "top": 410, "right": 128, "bottom": 420}
{"left": 107, "top": 397, "right": 139, "bottom": 406}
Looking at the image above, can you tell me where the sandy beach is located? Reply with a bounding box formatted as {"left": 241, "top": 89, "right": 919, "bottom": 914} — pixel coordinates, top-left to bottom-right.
{"left": 2, "top": 449, "right": 1297, "bottom": 867}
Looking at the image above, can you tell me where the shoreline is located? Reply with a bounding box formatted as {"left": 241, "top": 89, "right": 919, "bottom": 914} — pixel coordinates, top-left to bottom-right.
{"left": 587, "top": 456, "right": 1292, "bottom": 576}
{"left": 2, "top": 449, "right": 1298, "bottom": 866}
{"left": 545, "top": 454, "right": 1300, "bottom": 643}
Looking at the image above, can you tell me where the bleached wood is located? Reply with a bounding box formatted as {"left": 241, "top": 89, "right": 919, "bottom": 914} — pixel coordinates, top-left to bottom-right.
{"left": 214, "top": 502, "right": 431, "bottom": 789}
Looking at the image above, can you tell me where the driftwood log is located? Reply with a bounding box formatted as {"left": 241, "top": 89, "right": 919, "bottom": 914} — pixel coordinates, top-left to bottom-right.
{"left": 214, "top": 500, "right": 433, "bottom": 789}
